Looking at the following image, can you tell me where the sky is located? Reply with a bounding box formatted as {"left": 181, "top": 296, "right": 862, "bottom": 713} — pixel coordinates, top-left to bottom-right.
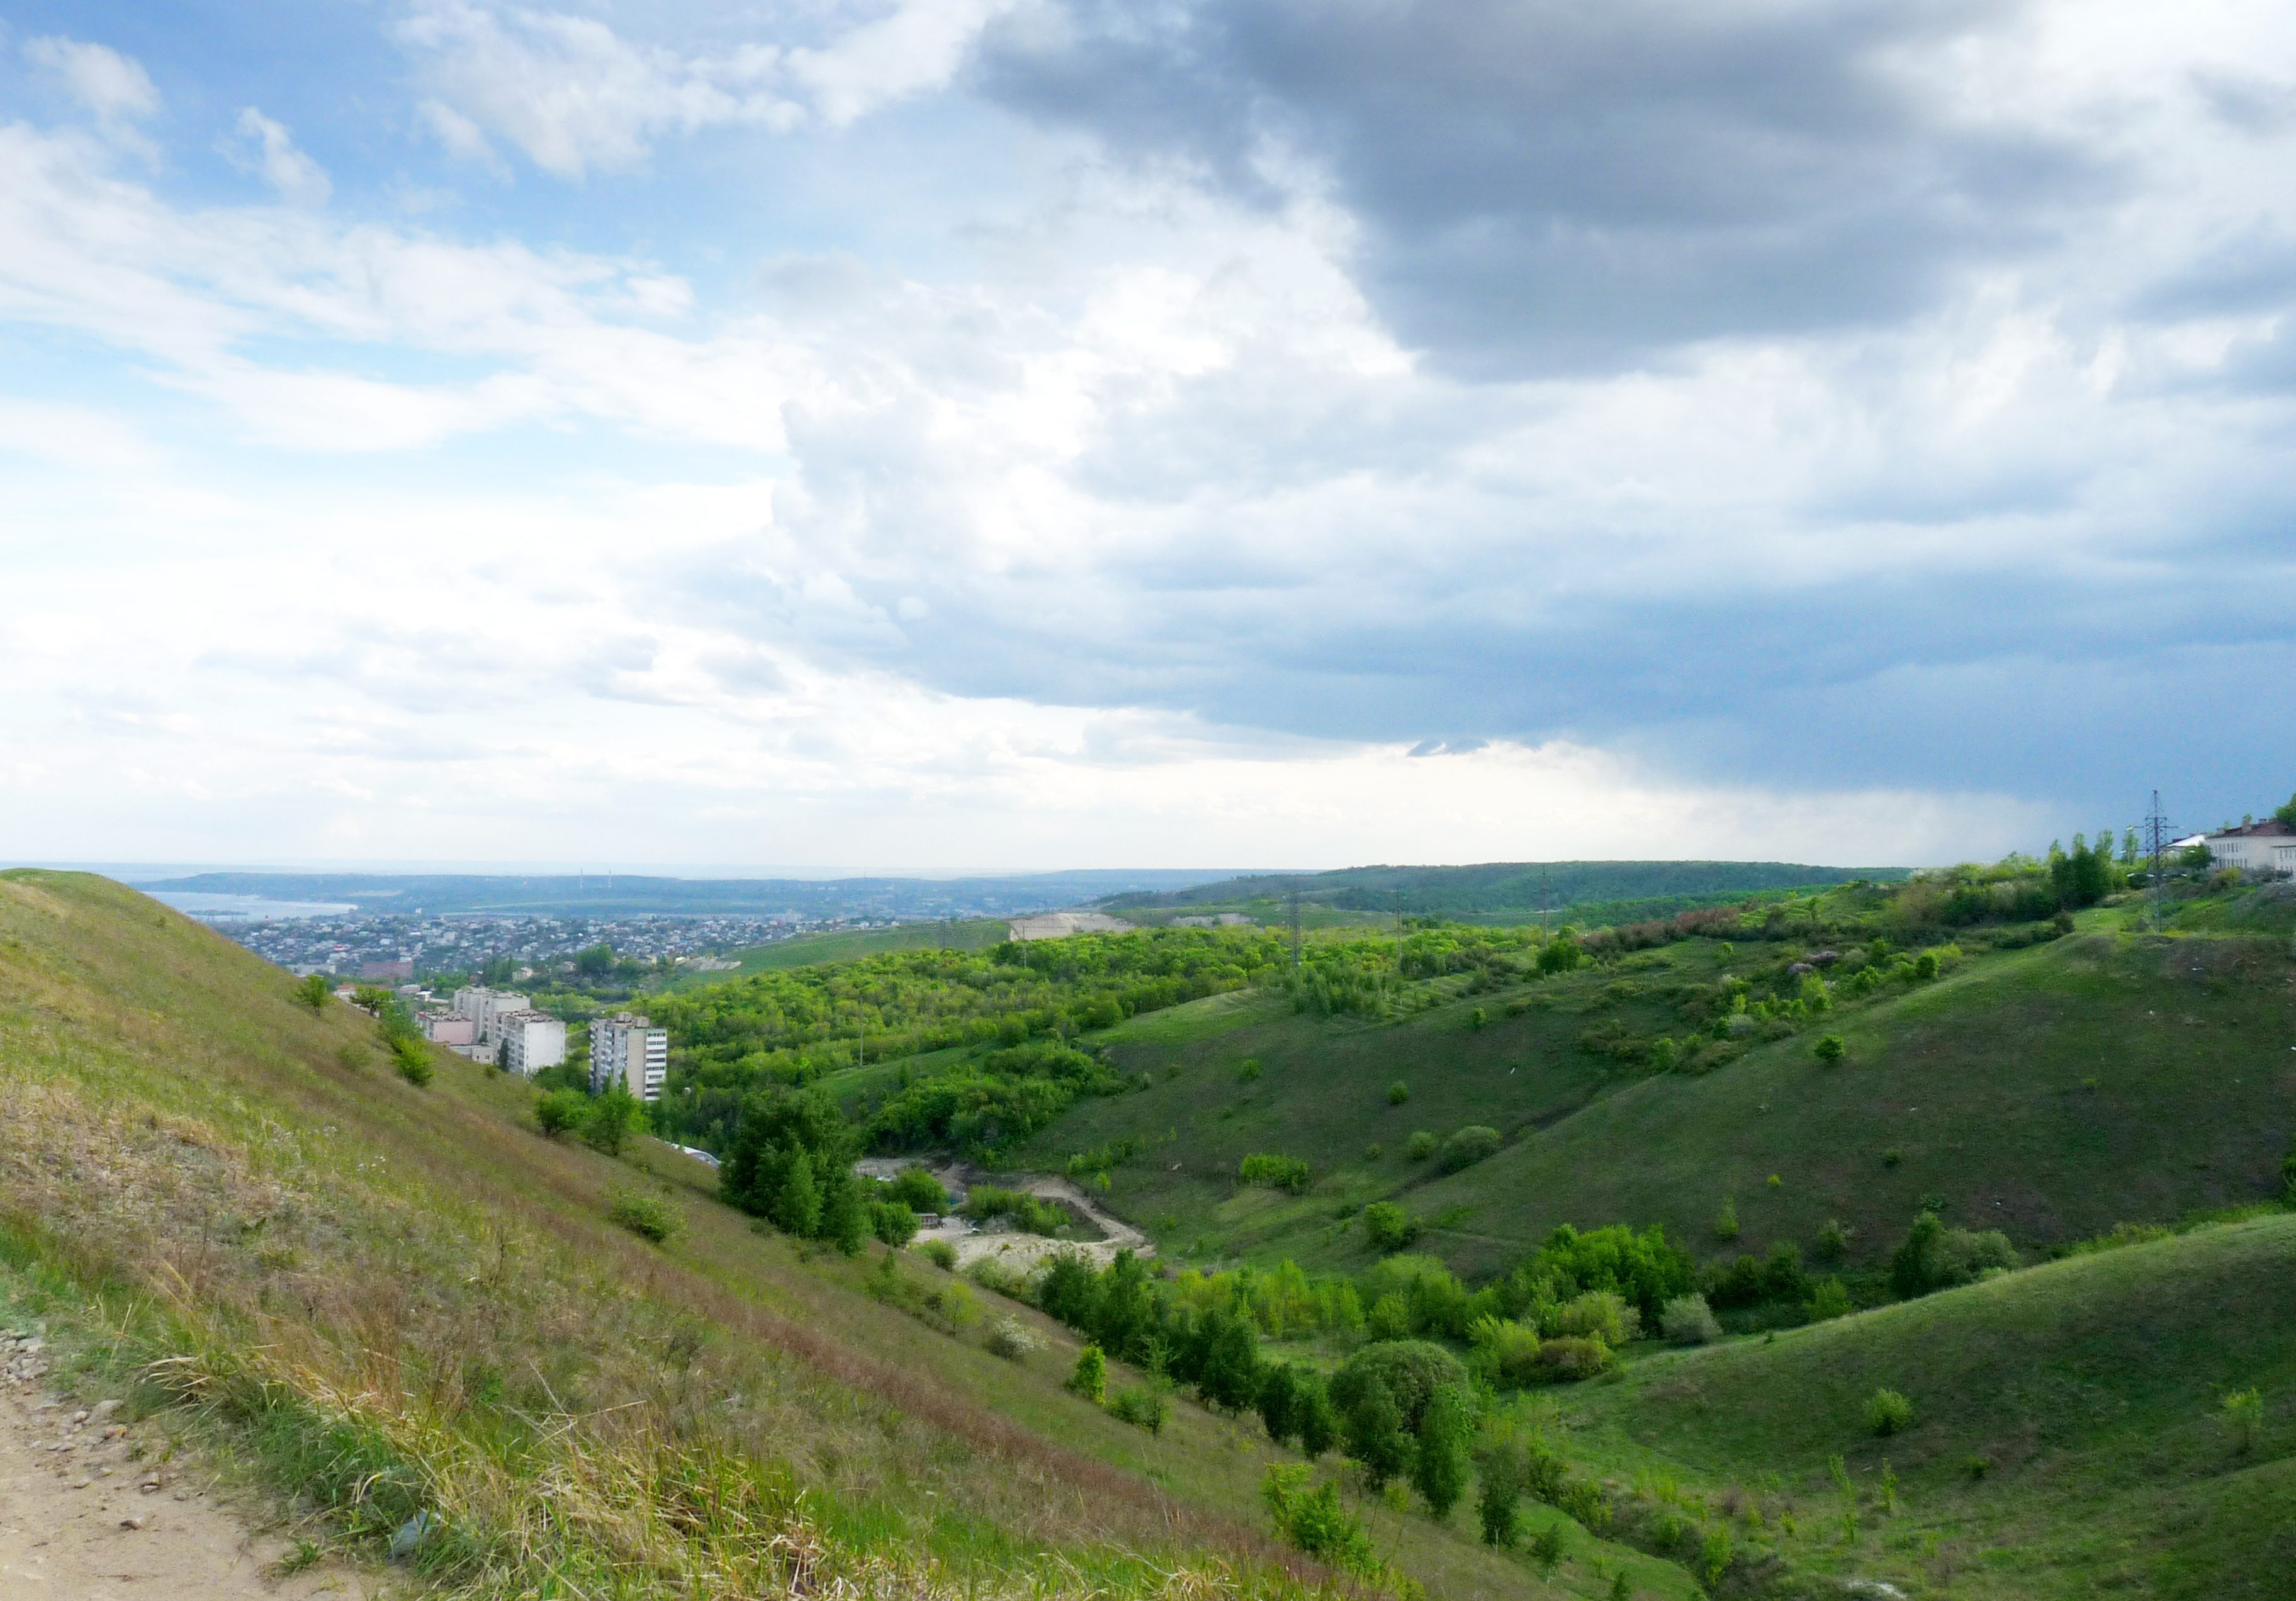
{"left": 2, "top": 0, "right": 2292, "bottom": 872}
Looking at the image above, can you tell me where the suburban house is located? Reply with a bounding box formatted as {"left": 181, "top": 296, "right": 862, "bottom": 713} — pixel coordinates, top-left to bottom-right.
{"left": 2202, "top": 819, "right": 2296, "bottom": 877}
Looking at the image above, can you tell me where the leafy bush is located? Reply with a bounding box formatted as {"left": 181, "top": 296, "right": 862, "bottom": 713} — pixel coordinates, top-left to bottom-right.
{"left": 1523, "top": 1222, "right": 1696, "bottom": 1327}
{"left": 1865, "top": 1388, "right": 1915, "bottom": 1436}
{"left": 1412, "top": 1382, "right": 1473, "bottom": 1518}
{"left": 1713, "top": 1196, "right": 1740, "bottom": 1240}
{"left": 2221, "top": 1387, "right": 2264, "bottom": 1453}
{"left": 1555, "top": 1290, "right": 1638, "bottom": 1347}
{"left": 1526, "top": 1523, "right": 1564, "bottom": 1572}
{"left": 295, "top": 973, "right": 332, "bottom": 1010}
{"left": 920, "top": 1277, "right": 981, "bottom": 1333}
{"left": 962, "top": 1185, "right": 1070, "bottom": 1235}
{"left": 1405, "top": 1130, "right": 1438, "bottom": 1160}
{"left": 582, "top": 1085, "right": 642, "bottom": 1156}
{"left": 869, "top": 1200, "right": 918, "bottom": 1246}
{"left": 917, "top": 1239, "right": 957, "bottom": 1270}
{"left": 1108, "top": 1384, "right": 1168, "bottom": 1434}
{"left": 1067, "top": 1342, "right": 1107, "bottom": 1403}
{"left": 1533, "top": 1337, "right": 1612, "bottom": 1382}
{"left": 1239, "top": 1153, "right": 1312, "bottom": 1193}
{"left": 536, "top": 1088, "right": 589, "bottom": 1137}
{"left": 1889, "top": 1212, "right": 2019, "bottom": 1297}
{"left": 1261, "top": 1465, "right": 1377, "bottom": 1575}
{"left": 1387, "top": 1081, "right": 1411, "bottom": 1106}
{"left": 605, "top": 1187, "right": 682, "bottom": 1244}
{"left": 1467, "top": 1316, "right": 1546, "bottom": 1388}
{"left": 1363, "top": 1201, "right": 1421, "bottom": 1250}
{"left": 1366, "top": 1292, "right": 1413, "bottom": 1342}
{"left": 986, "top": 1315, "right": 1042, "bottom": 1361}
{"left": 1805, "top": 1278, "right": 1854, "bottom": 1322}
{"left": 390, "top": 1038, "right": 435, "bottom": 1087}
{"left": 1660, "top": 1294, "right": 1721, "bottom": 1345}
{"left": 884, "top": 1166, "right": 948, "bottom": 1213}
{"left": 1437, "top": 1125, "right": 1502, "bottom": 1172}
{"left": 1815, "top": 1218, "right": 1851, "bottom": 1261}
{"left": 1813, "top": 1033, "right": 1845, "bottom": 1065}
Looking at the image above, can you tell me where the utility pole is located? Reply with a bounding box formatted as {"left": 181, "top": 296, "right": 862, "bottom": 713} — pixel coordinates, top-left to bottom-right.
{"left": 2143, "top": 789, "right": 2174, "bottom": 931}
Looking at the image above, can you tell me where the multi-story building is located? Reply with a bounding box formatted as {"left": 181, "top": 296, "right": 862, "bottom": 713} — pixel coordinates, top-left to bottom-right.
{"left": 497, "top": 1009, "right": 568, "bottom": 1077}
{"left": 419, "top": 1011, "right": 476, "bottom": 1047}
{"left": 2203, "top": 820, "right": 2296, "bottom": 877}
{"left": 591, "top": 1013, "right": 669, "bottom": 1101}
{"left": 452, "top": 987, "right": 530, "bottom": 1040}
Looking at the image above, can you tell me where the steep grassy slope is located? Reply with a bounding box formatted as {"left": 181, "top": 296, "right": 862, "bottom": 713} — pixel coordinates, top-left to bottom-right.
{"left": 0, "top": 872, "right": 1667, "bottom": 1601}
{"left": 1008, "top": 924, "right": 2296, "bottom": 1276}
{"left": 1556, "top": 1214, "right": 2296, "bottom": 1598}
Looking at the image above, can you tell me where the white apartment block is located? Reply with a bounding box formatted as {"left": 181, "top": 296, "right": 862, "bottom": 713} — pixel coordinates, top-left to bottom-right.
{"left": 2203, "top": 820, "right": 2296, "bottom": 877}
{"left": 452, "top": 987, "right": 532, "bottom": 1040}
{"left": 591, "top": 1013, "right": 670, "bottom": 1101}
{"left": 497, "top": 1009, "right": 568, "bottom": 1077}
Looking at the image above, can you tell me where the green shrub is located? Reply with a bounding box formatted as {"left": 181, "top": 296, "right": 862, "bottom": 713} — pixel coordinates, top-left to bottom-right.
{"left": 582, "top": 1085, "right": 642, "bottom": 1157}
{"left": 1387, "top": 1080, "right": 1410, "bottom": 1106}
{"left": 1659, "top": 1294, "right": 1721, "bottom": 1345}
{"left": 1261, "top": 1464, "right": 1377, "bottom": 1575}
{"left": 869, "top": 1200, "right": 918, "bottom": 1246}
{"left": 962, "top": 1185, "right": 1069, "bottom": 1235}
{"left": 390, "top": 1038, "right": 434, "bottom": 1087}
{"left": 1805, "top": 1278, "right": 1854, "bottom": 1322}
{"left": 1405, "top": 1130, "right": 1438, "bottom": 1162}
{"left": 1363, "top": 1202, "right": 1420, "bottom": 1250}
{"left": 1713, "top": 1196, "right": 1740, "bottom": 1241}
{"left": 2221, "top": 1387, "right": 2264, "bottom": 1453}
{"left": 1239, "top": 1153, "right": 1312, "bottom": 1193}
{"left": 1889, "top": 1212, "right": 2018, "bottom": 1297}
{"left": 1437, "top": 1125, "right": 1502, "bottom": 1173}
{"left": 1813, "top": 1033, "right": 1845, "bottom": 1065}
{"left": 1525, "top": 1523, "right": 1563, "bottom": 1572}
{"left": 1411, "top": 1382, "right": 1473, "bottom": 1519}
{"left": 1235, "top": 1057, "right": 1263, "bottom": 1083}
{"left": 885, "top": 1166, "right": 948, "bottom": 1213}
{"left": 1108, "top": 1384, "right": 1168, "bottom": 1434}
{"left": 1367, "top": 1292, "right": 1413, "bottom": 1342}
{"left": 1556, "top": 1290, "right": 1637, "bottom": 1347}
{"left": 605, "top": 1186, "right": 682, "bottom": 1245}
{"left": 917, "top": 1239, "right": 957, "bottom": 1270}
{"left": 1815, "top": 1218, "right": 1851, "bottom": 1261}
{"left": 1534, "top": 1336, "right": 1612, "bottom": 1382}
{"left": 536, "top": 1088, "right": 589, "bottom": 1137}
{"left": 1865, "top": 1388, "right": 1915, "bottom": 1436}
{"left": 1067, "top": 1342, "right": 1107, "bottom": 1403}
{"left": 986, "top": 1315, "right": 1042, "bottom": 1361}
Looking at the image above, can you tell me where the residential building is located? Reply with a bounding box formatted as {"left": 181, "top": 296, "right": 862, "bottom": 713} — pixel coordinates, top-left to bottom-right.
{"left": 419, "top": 1011, "right": 475, "bottom": 1047}
{"left": 451, "top": 987, "right": 531, "bottom": 1043}
{"left": 591, "top": 1012, "right": 670, "bottom": 1101}
{"left": 497, "top": 1009, "right": 567, "bottom": 1077}
{"left": 2203, "top": 820, "right": 2296, "bottom": 877}
{"left": 358, "top": 958, "right": 414, "bottom": 982}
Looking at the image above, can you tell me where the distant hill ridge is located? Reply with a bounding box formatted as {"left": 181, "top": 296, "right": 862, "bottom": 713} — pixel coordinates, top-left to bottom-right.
{"left": 1101, "top": 860, "right": 1911, "bottom": 919}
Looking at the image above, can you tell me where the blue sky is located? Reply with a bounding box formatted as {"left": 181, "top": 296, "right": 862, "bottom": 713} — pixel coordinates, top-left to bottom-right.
{"left": 2, "top": 0, "right": 2292, "bottom": 870}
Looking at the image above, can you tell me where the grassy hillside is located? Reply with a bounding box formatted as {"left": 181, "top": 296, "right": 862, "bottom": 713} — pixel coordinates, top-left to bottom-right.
{"left": 1103, "top": 862, "right": 1910, "bottom": 925}
{"left": 1006, "top": 911, "right": 2296, "bottom": 1279}
{"left": 673, "top": 917, "right": 1014, "bottom": 984}
{"left": 1555, "top": 1213, "right": 2296, "bottom": 1598}
{"left": 0, "top": 870, "right": 1677, "bottom": 1601}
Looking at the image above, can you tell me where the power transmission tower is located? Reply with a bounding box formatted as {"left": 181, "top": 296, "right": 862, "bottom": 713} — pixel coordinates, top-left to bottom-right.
{"left": 1288, "top": 886, "right": 1303, "bottom": 970}
{"left": 2143, "top": 790, "right": 2175, "bottom": 931}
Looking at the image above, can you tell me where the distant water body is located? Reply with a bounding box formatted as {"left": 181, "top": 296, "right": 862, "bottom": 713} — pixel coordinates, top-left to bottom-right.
{"left": 148, "top": 892, "right": 353, "bottom": 921}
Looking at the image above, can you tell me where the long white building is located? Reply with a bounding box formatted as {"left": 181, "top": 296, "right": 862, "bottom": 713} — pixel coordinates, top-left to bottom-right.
{"left": 591, "top": 1013, "right": 669, "bottom": 1101}
{"left": 497, "top": 1009, "right": 567, "bottom": 1076}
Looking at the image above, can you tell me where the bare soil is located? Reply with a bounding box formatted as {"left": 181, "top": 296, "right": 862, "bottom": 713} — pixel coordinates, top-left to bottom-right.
{"left": 0, "top": 1335, "right": 371, "bottom": 1601}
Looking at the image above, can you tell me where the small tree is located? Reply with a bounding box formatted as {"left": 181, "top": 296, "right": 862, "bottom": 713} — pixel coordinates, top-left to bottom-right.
{"left": 1067, "top": 1343, "right": 1108, "bottom": 1404}
{"left": 582, "top": 1085, "right": 641, "bottom": 1157}
{"left": 1340, "top": 1373, "right": 1410, "bottom": 1488}
{"left": 295, "top": 973, "right": 332, "bottom": 1011}
{"left": 1525, "top": 1523, "right": 1563, "bottom": 1573}
{"left": 1387, "top": 1080, "right": 1411, "bottom": 1106}
{"left": 1660, "top": 1294, "right": 1721, "bottom": 1345}
{"left": 1363, "top": 1201, "right": 1420, "bottom": 1251}
{"left": 1406, "top": 1131, "right": 1439, "bottom": 1161}
{"left": 1713, "top": 1196, "right": 1740, "bottom": 1241}
{"left": 1412, "top": 1382, "right": 1472, "bottom": 1519}
{"left": 1294, "top": 1373, "right": 1340, "bottom": 1459}
{"left": 1256, "top": 1362, "right": 1300, "bottom": 1445}
{"left": 869, "top": 1200, "right": 918, "bottom": 1245}
{"left": 821, "top": 1172, "right": 869, "bottom": 1256}
{"left": 536, "top": 1087, "right": 589, "bottom": 1138}
{"left": 1806, "top": 1278, "right": 1855, "bottom": 1322}
{"left": 1813, "top": 1033, "right": 1846, "bottom": 1065}
{"left": 775, "top": 1149, "right": 823, "bottom": 1237}
{"left": 2221, "top": 1387, "right": 2264, "bottom": 1454}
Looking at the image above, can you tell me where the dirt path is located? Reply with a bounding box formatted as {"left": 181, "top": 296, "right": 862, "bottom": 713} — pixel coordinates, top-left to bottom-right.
{"left": 1, "top": 1328, "right": 370, "bottom": 1601}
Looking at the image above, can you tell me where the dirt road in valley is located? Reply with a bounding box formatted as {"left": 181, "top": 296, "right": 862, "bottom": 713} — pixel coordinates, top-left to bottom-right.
{"left": 0, "top": 1327, "right": 368, "bottom": 1601}
{"left": 855, "top": 1159, "right": 1156, "bottom": 1272}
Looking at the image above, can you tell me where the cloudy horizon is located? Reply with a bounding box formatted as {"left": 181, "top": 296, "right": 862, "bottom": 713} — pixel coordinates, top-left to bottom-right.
{"left": 4, "top": 1, "right": 2291, "bottom": 872}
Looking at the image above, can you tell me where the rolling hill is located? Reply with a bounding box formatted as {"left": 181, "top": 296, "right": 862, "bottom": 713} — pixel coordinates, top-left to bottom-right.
{"left": 0, "top": 870, "right": 1670, "bottom": 1601}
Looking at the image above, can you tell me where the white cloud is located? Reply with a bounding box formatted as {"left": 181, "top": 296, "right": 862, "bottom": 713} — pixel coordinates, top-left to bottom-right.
{"left": 395, "top": 0, "right": 1014, "bottom": 176}
{"left": 227, "top": 109, "right": 332, "bottom": 205}
{"left": 23, "top": 37, "right": 159, "bottom": 122}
